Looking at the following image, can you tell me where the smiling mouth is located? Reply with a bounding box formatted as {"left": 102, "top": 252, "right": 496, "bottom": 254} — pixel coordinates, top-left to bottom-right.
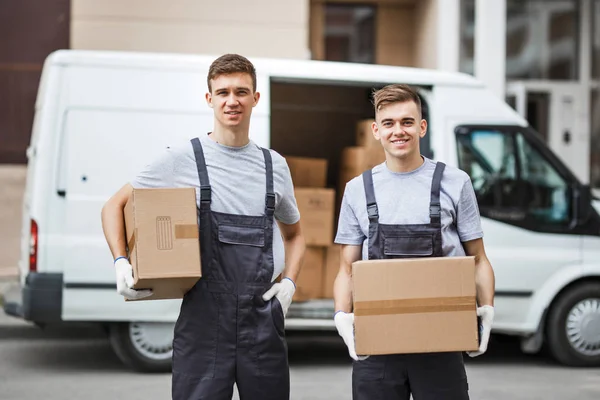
{"left": 391, "top": 138, "right": 409, "bottom": 144}
{"left": 225, "top": 111, "right": 241, "bottom": 115}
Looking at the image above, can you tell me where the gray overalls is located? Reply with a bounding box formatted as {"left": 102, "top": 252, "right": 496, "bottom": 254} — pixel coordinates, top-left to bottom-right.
{"left": 172, "top": 137, "right": 289, "bottom": 399}
{"left": 353, "top": 162, "right": 469, "bottom": 400}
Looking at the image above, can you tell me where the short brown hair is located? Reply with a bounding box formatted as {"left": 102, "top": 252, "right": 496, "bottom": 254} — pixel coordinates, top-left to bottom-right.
{"left": 207, "top": 54, "right": 257, "bottom": 92}
{"left": 372, "top": 84, "right": 422, "bottom": 117}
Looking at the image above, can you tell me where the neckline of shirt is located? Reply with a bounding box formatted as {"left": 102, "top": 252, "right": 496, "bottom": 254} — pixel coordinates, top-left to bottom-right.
{"left": 380, "top": 156, "right": 431, "bottom": 177}
{"left": 202, "top": 132, "right": 255, "bottom": 153}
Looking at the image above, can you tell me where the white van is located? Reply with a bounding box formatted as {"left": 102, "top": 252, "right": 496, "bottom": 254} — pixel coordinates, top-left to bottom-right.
{"left": 5, "top": 50, "right": 600, "bottom": 371}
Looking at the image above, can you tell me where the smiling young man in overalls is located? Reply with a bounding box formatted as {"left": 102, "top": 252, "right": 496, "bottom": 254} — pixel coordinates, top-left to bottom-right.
{"left": 101, "top": 54, "right": 305, "bottom": 400}
{"left": 332, "top": 84, "right": 496, "bottom": 400}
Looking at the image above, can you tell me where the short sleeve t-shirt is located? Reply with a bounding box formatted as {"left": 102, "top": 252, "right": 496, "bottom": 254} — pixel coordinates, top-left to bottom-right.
{"left": 335, "top": 158, "right": 483, "bottom": 260}
{"left": 131, "top": 133, "right": 300, "bottom": 280}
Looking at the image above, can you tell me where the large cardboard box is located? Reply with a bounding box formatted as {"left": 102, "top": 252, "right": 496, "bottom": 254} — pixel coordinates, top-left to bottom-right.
{"left": 356, "top": 119, "right": 378, "bottom": 148}
{"left": 124, "top": 188, "right": 202, "bottom": 301}
{"left": 295, "top": 188, "right": 335, "bottom": 246}
{"left": 352, "top": 256, "right": 479, "bottom": 355}
{"left": 294, "top": 246, "right": 326, "bottom": 302}
{"left": 322, "top": 244, "right": 341, "bottom": 298}
{"left": 285, "top": 156, "right": 328, "bottom": 188}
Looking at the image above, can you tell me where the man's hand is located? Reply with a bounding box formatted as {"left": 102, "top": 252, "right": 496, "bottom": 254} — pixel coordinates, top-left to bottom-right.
{"left": 262, "top": 277, "right": 296, "bottom": 317}
{"left": 334, "top": 311, "right": 369, "bottom": 361}
{"left": 468, "top": 305, "right": 495, "bottom": 357}
{"left": 115, "top": 258, "right": 153, "bottom": 300}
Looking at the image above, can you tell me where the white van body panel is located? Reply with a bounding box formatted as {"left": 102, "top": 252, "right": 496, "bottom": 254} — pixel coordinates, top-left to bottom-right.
{"left": 18, "top": 50, "right": 600, "bottom": 336}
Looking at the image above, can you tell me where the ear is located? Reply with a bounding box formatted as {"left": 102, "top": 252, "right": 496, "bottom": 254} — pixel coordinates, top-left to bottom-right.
{"left": 205, "top": 92, "right": 213, "bottom": 108}
{"left": 253, "top": 91, "right": 261, "bottom": 107}
{"left": 419, "top": 119, "right": 427, "bottom": 138}
{"left": 372, "top": 120, "right": 381, "bottom": 141}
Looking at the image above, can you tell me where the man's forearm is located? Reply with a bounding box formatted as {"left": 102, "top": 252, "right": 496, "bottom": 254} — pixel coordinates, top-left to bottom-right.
{"left": 475, "top": 255, "right": 495, "bottom": 306}
{"left": 101, "top": 201, "right": 128, "bottom": 260}
{"left": 333, "top": 267, "right": 353, "bottom": 313}
{"left": 281, "top": 233, "right": 305, "bottom": 283}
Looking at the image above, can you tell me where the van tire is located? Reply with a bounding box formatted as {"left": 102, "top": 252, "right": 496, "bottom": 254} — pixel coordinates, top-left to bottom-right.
{"left": 546, "top": 282, "right": 600, "bottom": 367}
{"left": 108, "top": 322, "right": 173, "bottom": 372}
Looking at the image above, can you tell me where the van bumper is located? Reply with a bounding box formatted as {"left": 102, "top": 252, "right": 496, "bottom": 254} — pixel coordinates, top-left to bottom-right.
{"left": 3, "top": 273, "right": 63, "bottom": 323}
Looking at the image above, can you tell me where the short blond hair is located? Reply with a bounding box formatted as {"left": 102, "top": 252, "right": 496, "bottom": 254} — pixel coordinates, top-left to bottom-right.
{"left": 372, "top": 84, "right": 422, "bottom": 117}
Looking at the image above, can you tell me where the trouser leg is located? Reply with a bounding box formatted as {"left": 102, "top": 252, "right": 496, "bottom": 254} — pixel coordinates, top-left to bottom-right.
{"left": 407, "top": 352, "right": 469, "bottom": 400}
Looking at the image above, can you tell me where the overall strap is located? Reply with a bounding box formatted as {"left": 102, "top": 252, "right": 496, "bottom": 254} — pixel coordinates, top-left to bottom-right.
{"left": 430, "top": 162, "right": 446, "bottom": 224}
{"left": 191, "top": 138, "right": 212, "bottom": 212}
{"left": 362, "top": 170, "right": 379, "bottom": 223}
{"left": 261, "top": 148, "right": 275, "bottom": 218}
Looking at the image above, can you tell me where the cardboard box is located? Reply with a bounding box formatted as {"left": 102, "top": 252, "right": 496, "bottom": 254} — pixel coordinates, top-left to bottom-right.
{"left": 356, "top": 119, "right": 378, "bottom": 148}
{"left": 285, "top": 156, "right": 328, "bottom": 188}
{"left": 295, "top": 188, "right": 335, "bottom": 246}
{"left": 338, "top": 146, "right": 386, "bottom": 190}
{"left": 322, "top": 245, "right": 341, "bottom": 298}
{"left": 294, "top": 246, "right": 326, "bottom": 302}
{"left": 124, "top": 188, "right": 202, "bottom": 301}
{"left": 352, "top": 256, "right": 479, "bottom": 355}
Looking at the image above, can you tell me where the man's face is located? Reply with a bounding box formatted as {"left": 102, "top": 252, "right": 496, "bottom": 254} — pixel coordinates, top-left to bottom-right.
{"left": 205, "top": 73, "right": 259, "bottom": 128}
{"left": 373, "top": 100, "right": 427, "bottom": 160}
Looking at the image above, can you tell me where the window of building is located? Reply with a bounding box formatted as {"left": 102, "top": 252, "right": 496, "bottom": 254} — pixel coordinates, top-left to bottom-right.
{"left": 324, "top": 4, "right": 376, "bottom": 63}
{"left": 459, "top": 0, "right": 579, "bottom": 80}
{"left": 456, "top": 126, "right": 572, "bottom": 229}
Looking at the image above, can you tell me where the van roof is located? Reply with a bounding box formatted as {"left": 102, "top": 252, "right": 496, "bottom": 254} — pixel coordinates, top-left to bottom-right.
{"left": 47, "top": 49, "right": 483, "bottom": 88}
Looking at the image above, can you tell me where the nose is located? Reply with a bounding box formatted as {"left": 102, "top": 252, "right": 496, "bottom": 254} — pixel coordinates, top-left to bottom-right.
{"left": 226, "top": 93, "right": 238, "bottom": 106}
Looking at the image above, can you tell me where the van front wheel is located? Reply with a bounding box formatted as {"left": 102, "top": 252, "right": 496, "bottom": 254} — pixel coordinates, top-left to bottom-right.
{"left": 108, "top": 322, "right": 174, "bottom": 372}
{"left": 547, "top": 282, "right": 600, "bottom": 367}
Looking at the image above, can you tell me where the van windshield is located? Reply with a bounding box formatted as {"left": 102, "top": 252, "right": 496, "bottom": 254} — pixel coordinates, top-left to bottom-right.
{"left": 456, "top": 126, "right": 573, "bottom": 230}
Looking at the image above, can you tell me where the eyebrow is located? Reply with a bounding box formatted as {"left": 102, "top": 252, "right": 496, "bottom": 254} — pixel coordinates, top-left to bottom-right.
{"left": 381, "top": 117, "right": 415, "bottom": 123}
{"left": 215, "top": 86, "right": 251, "bottom": 92}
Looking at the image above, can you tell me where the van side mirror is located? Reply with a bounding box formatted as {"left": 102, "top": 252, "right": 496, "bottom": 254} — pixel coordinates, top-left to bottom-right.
{"left": 573, "top": 184, "right": 592, "bottom": 225}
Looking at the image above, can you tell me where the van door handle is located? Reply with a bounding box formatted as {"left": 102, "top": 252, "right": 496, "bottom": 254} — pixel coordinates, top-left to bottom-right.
{"left": 57, "top": 190, "right": 66, "bottom": 197}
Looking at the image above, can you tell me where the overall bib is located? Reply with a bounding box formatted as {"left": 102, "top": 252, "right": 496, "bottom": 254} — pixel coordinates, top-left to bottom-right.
{"left": 172, "top": 138, "right": 289, "bottom": 400}
{"left": 352, "top": 162, "right": 469, "bottom": 400}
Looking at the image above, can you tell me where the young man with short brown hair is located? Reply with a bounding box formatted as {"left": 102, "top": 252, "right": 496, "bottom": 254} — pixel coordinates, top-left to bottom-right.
{"left": 102, "top": 53, "right": 305, "bottom": 400}
{"left": 333, "top": 84, "right": 495, "bottom": 400}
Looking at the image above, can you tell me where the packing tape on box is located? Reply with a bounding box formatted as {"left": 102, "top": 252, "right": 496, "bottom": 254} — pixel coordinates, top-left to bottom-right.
{"left": 354, "top": 296, "right": 476, "bottom": 316}
{"left": 175, "top": 224, "right": 199, "bottom": 239}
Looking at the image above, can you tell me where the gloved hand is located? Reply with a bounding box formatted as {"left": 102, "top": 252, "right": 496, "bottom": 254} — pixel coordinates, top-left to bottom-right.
{"left": 262, "top": 277, "right": 296, "bottom": 317}
{"left": 115, "top": 257, "right": 153, "bottom": 300}
{"left": 467, "top": 305, "right": 495, "bottom": 357}
{"left": 334, "top": 311, "right": 369, "bottom": 361}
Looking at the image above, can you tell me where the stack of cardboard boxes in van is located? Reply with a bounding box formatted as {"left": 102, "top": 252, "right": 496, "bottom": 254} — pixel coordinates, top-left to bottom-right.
{"left": 284, "top": 156, "right": 338, "bottom": 301}
{"left": 285, "top": 119, "right": 386, "bottom": 302}
{"left": 336, "top": 119, "right": 386, "bottom": 223}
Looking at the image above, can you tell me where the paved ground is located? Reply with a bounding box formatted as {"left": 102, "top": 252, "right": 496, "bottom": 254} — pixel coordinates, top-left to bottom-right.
{"left": 0, "top": 311, "right": 598, "bottom": 400}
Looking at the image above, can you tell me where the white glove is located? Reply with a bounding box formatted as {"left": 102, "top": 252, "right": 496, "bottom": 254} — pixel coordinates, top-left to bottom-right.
{"left": 334, "top": 311, "right": 369, "bottom": 361}
{"left": 467, "top": 305, "right": 495, "bottom": 357}
{"left": 115, "top": 258, "right": 153, "bottom": 300}
{"left": 262, "top": 277, "right": 296, "bottom": 317}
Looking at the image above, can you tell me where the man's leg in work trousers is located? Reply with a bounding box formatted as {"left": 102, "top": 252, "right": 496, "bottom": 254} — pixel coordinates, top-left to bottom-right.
{"left": 352, "top": 355, "right": 411, "bottom": 400}
{"left": 407, "top": 352, "right": 470, "bottom": 400}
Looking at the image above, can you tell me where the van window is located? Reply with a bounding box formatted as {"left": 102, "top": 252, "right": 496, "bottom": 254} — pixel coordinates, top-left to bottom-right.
{"left": 456, "top": 126, "right": 573, "bottom": 231}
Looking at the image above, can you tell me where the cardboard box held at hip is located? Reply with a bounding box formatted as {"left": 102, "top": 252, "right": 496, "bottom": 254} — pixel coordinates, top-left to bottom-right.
{"left": 123, "top": 188, "right": 202, "bottom": 301}
{"left": 352, "top": 256, "right": 479, "bottom": 355}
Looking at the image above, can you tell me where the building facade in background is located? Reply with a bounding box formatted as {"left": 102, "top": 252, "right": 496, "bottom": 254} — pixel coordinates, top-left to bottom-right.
{"left": 2, "top": 0, "right": 600, "bottom": 188}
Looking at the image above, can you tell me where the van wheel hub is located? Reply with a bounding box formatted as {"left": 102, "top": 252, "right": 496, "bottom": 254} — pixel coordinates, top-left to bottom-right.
{"left": 129, "top": 322, "right": 174, "bottom": 361}
{"left": 566, "top": 298, "right": 600, "bottom": 356}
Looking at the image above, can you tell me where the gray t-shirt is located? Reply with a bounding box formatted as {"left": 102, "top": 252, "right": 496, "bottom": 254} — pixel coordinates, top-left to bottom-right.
{"left": 131, "top": 133, "right": 300, "bottom": 280}
{"left": 335, "top": 158, "right": 483, "bottom": 259}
